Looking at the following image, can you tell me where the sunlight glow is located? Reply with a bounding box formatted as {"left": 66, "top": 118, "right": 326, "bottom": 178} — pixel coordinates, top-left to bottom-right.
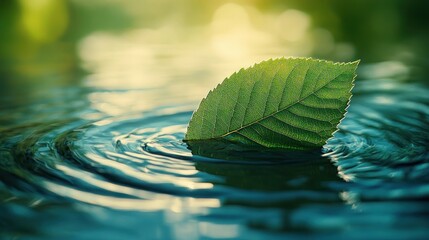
{"left": 276, "top": 9, "right": 311, "bottom": 42}
{"left": 77, "top": 2, "right": 330, "bottom": 110}
{"left": 19, "top": 0, "right": 68, "bottom": 43}
{"left": 374, "top": 96, "right": 395, "bottom": 105}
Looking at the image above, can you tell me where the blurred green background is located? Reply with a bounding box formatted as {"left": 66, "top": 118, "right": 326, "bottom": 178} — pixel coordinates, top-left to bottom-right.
{"left": 1, "top": 2, "right": 429, "bottom": 239}
{"left": 1, "top": 0, "right": 428, "bottom": 87}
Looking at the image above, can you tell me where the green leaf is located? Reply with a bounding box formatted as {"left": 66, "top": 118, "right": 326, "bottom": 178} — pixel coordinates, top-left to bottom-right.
{"left": 184, "top": 57, "right": 359, "bottom": 150}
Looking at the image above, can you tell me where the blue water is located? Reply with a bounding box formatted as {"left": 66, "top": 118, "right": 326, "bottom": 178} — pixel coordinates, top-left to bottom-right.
{"left": 1, "top": 68, "right": 429, "bottom": 239}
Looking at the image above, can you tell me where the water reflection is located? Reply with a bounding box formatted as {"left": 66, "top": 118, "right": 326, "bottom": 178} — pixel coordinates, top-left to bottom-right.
{"left": 1, "top": 74, "right": 429, "bottom": 239}
{"left": 1, "top": 0, "right": 429, "bottom": 239}
{"left": 77, "top": 3, "right": 342, "bottom": 96}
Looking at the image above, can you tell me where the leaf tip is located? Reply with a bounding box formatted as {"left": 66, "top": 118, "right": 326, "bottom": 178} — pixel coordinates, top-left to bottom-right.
{"left": 349, "top": 59, "right": 361, "bottom": 69}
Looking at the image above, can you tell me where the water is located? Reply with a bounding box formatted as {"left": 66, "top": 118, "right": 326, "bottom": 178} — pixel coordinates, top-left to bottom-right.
{"left": 2, "top": 1, "right": 429, "bottom": 238}
{"left": 1, "top": 58, "right": 429, "bottom": 239}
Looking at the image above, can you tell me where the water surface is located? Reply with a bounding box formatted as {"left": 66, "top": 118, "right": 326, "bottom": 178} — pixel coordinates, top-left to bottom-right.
{"left": 1, "top": 1, "right": 429, "bottom": 239}
{"left": 1, "top": 60, "right": 429, "bottom": 239}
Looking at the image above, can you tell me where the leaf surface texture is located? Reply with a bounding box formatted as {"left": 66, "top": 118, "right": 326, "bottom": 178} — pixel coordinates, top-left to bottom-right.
{"left": 185, "top": 57, "right": 359, "bottom": 150}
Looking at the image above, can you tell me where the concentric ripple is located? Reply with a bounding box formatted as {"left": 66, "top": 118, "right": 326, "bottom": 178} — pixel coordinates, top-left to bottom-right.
{"left": 49, "top": 107, "right": 340, "bottom": 210}
{"left": 1, "top": 79, "right": 429, "bottom": 238}
{"left": 323, "top": 79, "right": 429, "bottom": 203}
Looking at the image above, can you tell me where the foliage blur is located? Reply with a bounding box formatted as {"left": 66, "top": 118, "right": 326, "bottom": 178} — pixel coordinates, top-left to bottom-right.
{"left": 1, "top": 0, "right": 428, "bottom": 88}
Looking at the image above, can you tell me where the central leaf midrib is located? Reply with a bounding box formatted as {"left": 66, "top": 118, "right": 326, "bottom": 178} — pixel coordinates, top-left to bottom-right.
{"left": 192, "top": 69, "right": 347, "bottom": 141}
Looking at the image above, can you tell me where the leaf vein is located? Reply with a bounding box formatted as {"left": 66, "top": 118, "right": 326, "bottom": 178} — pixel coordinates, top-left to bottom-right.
{"left": 255, "top": 122, "right": 316, "bottom": 145}
{"left": 271, "top": 115, "right": 325, "bottom": 138}
{"left": 233, "top": 131, "right": 265, "bottom": 147}
{"left": 278, "top": 64, "right": 299, "bottom": 110}
{"left": 218, "top": 70, "right": 348, "bottom": 138}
